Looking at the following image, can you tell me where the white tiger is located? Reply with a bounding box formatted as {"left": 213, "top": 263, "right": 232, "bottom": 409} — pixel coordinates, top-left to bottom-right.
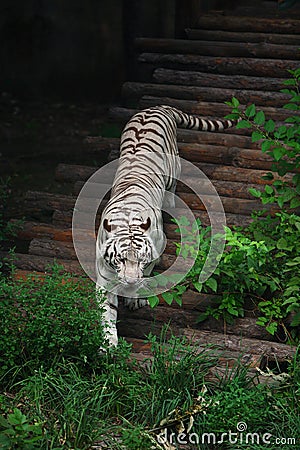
{"left": 96, "top": 105, "right": 238, "bottom": 348}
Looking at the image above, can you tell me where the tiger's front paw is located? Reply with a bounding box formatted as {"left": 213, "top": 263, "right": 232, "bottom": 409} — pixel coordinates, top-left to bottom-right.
{"left": 124, "top": 297, "right": 149, "bottom": 310}
{"left": 99, "top": 328, "right": 118, "bottom": 355}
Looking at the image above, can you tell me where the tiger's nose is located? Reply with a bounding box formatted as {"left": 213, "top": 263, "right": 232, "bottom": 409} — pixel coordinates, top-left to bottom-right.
{"left": 124, "top": 275, "right": 139, "bottom": 285}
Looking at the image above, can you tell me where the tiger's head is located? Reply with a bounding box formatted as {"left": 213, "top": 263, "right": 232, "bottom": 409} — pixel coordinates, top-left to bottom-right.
{"left": 98, "top": 215, "right": 165, "bottom": 286}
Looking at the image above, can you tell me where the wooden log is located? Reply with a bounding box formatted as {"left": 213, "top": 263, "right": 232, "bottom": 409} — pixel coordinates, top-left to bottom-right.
{"left": 185, "top": 28, "right": 300, "bottom": 45}
{"left": 196, "top": 14, "right": 300, "bottom": 34}
{"left": 178, "top": 192, "right": 278, "bottom": 216}
{"left": 180, "top": 144, "right": 274, "bottom": 170}
{"left": 124, "top": 303, "right": 264, "bottom": 336}
{"left": 24, "top": 191, "right": 108, "bottom": 215}
{"left": 59, "top": 156, "right": 292, "bottom": 190}
{"left": 117, "top": 311, "right": 272, "bottom": 341}
{"left": 0, "top": 251, "right": 84, "bottom": 276}
{"left": 138, "top": 52, "right": 299, "bottom": 78}
{"left": 10, "top": 220, "right": 73, "bottom": 242}
{"left": 52, "top": 207, "right": 256, "bottom": 230}
{"left": 52, "top": 210, "right": 75, "bottom": 228}
{"left": 29, "top": 238, "right": 77, "bottom": 260}
{"left": 122, "top": 81, "right": 289, "bottom": 107}
{"left": 28, "top": 236, "right": 177, "bottom": 261}
{"left": 11, "top": 220, "right": 179, "bottom": 244}
{"left": 153, "top": 68, "right": 287, "bottom": 92}
{"left": 26, "top": 238, "right": 186, "bottom": 273}
{"left": 128, "top": 343, "right": 283, "bottom": 385}
{"left": 128, "top": 344, "right": 263, "bottom": 379}
{"left": 73, "top": 179, "right": 265, "bottom": 201}
{"left": 55, "top": 163, "right": 98, "bottom": 183}
{"left": 183, "top": 329, "right": 296, "bottom": 362}
{"left": 135, "top": 37, "right": 300, "bottom": 60}
{"left": 139, "top": 96, "right": 294, "bottom": 122}
{"left": 23, "top": 187, "right": 281, "bottom": 218}
{"left": 146, "top": 293, "right": 262, "bottom": 321}
{"left": 84, "top": 123, "right": 261, "bottom": 150}
{"left": 24, "top": 191, "right": 76, "bottom": 213}
{"left": 54, "top": 159, "right": 286, "bottom": 189}
{"left": 24, "top": 238, "right": 203, "bottom": 275}
{"left": 53, "top": 206, "right": 258, "bottom": 229}
{"left": 192, "top": 163, "right": 293, "bottom": 185}
{"left": 83, "top": 136, "right": 120, "bottom": 156}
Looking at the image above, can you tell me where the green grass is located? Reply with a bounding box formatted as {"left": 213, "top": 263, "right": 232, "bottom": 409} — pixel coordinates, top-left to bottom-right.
{"left": 0, "top": 268, "right": 299, "bottom": 449}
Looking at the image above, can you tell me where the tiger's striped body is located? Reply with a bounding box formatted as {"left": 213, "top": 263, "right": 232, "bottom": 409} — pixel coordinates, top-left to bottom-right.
{"left": 96, "top": 105, "right": 238, "bottom": 348}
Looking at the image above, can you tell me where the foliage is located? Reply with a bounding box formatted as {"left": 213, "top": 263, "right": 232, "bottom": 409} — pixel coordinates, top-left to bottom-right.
{"left": 0, "top": 408, "right": 44, "bottom": 450}
{"left": 161, "top": 213, "right": 300, "bottom": 341}
{"left": 226, "top": 67, "right": 300, "bottom": 210}
{"left": 0, "top": 264, "right": 105, "bottom": 375}
{"left": 1, "top": 331, "right": 299, "bottom": 449}
{"left": 153, "top": 68, "right": 300, "bottom": 340}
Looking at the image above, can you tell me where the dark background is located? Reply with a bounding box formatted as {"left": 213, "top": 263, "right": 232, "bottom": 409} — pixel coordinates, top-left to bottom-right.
{"left": 0, "top": 0, "right": 225, "bottom": 102}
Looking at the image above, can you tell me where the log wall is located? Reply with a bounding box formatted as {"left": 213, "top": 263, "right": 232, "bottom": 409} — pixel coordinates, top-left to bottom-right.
{"left": 5, "top": 9, "right": 299, "bottom": 372}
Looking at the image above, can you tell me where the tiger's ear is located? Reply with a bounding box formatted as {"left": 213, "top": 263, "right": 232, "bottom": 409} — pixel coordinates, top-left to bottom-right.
{"left": 103, "top": 219, "right": 112, "bottom": 232}
{"left": 140, "top": 217, "right": 151, "bottom": 231}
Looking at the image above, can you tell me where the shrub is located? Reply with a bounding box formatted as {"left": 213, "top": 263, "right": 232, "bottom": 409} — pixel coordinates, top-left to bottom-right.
{"left": 226, "top": 67, "right": 300, "bottom": 210}
{"left": 0, "top": 264, "right": 105, "bottom": 375}
{"left": 0, "top": 408, "right": 44, "bottom": 450}
{"left": 154, "top": 68, "right": 300, "bottom": 341}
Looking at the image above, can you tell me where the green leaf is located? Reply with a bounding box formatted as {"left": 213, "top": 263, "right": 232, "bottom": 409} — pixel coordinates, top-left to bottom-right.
{"left": 245, "top": 104, "right": 256, "bottom": 118}
{"left": 162, "top": 292, "right": 174, "bottom": 305}
{"left": 232, "top": 97, "right": 240, "bottom": 108}
{"left": 278, "top": 196, "right": 285, "bottom": 209}
{"left": 236, "top": 120, "right": 252, "bottom": 129}
{"left": 249, "top": 188, "right": 262, "bottom": 198}
{"left": 205, "top": 277, "right": 218, "bottom": 293}
{"left": 261, "top": 140, "right": 272, "bottom": 152}
{"left": 265, "top": 185, "right": 274, "bottom": 195}
{"left": 264, "top": 119, "right": 276, "bottom": 133}
{"left": 148, "top": 295, "right": 160, "bottom": 308}
{"left": 284, "top": 103, "right": 298, "bottom": 110}
{"left": 252, "top": 131, "right": 264, "bottom": 142}
{"left": 277, "top": 238, "right": 288, "bottom": 250}
{"left": 193, "top": 281, "right": 203, "bottom": 292}
{"left": 272, "top": 147, "right": 285, "bottom": 161}
{"left": 283, "top": 188, "right": 295, "bottom": 203}
{"left": 256, "top": 317, "right": 268, "bottom": 326}
{"left": 290, "top": 197, "right": 300, "bottom": 209}
{"left": 254, "top": 111, "right": 265, "bottom": 126}
{"left": 176, "top": 285, "right": 187, "bottom": 295}
{"left": 282, "top": 79, "right": 297, "bottom": 86}
{"left": 266, "top": 322, "right": 278, "bottom": 335}
{"left": 225, "top": 113, "right": 240, "bottom": 120}
{"left": 174, "top": 295, "right": 182, "bottom": 307}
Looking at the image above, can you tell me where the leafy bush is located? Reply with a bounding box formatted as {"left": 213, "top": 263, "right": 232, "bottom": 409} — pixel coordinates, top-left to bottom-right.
{"left": 0, "top": 408, "right": 44, "bottom": 450}
{"left": 160, "top": 213, "right": 300, "bottom": 341}
{"left": 154, "top": 68, "right": 300, "bottom": 341}
{"left": 0, "top": 264, "right": 105, "bottom": 375}
{"left": 226, "top": 67, "right": 300, "bottom": 210}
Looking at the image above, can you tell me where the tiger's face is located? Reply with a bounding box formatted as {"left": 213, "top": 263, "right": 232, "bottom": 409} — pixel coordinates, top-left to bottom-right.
{"left": 100, "top": 217, "right": 162, "bottom": 285}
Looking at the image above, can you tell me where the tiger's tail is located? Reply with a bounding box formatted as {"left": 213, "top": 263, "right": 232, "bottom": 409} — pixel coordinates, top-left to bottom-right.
{"left": 164, "top": 105, "right": 239, "bottom": 132}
